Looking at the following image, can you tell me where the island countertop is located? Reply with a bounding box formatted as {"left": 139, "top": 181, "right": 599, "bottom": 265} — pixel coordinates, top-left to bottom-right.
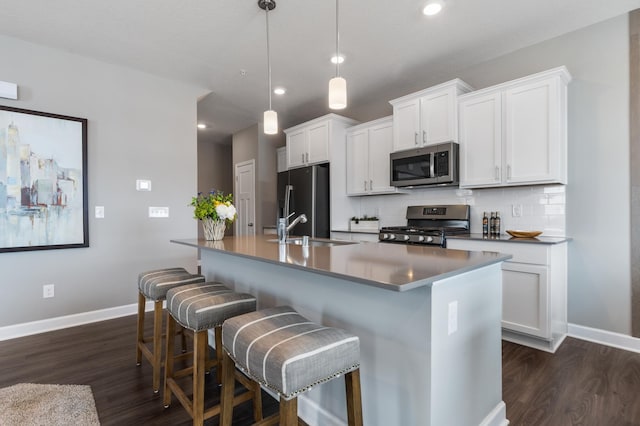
{"left": 171, "top": 235, "right": 511, "bottom": 292}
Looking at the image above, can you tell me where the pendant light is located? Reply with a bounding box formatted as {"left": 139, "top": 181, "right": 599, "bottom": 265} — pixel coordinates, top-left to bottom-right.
{"left": 259, "top": 0, "right": 278, "bottom": 134}
{"left": 328, "top": 0, "right": 347, "bottom": 110}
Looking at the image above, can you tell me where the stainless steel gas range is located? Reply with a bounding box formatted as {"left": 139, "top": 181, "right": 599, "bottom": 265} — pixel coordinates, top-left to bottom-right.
{"left": 378, "top": 205, "right": 470, "bottom": 248}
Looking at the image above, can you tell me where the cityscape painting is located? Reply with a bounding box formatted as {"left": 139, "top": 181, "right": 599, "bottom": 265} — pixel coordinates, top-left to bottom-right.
{"left": 0, "top": 105, "right": 88, "bottom": 252}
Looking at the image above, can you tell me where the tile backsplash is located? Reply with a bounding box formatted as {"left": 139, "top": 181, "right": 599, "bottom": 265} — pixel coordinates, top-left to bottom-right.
{"left": 354, "top": 184, "right": 566, "bottom": 236}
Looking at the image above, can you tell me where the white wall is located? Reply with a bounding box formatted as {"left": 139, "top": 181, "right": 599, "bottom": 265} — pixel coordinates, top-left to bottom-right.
{"left": 0, "top": 35, "right": 205, "bottom": 327}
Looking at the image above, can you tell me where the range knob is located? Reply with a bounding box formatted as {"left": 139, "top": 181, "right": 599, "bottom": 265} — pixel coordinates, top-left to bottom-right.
{"left": 388, "top": 234, "right": 396, "bottom": 240}
{"left": 426, "top": 236, "right": 434, "bottom": 243}
{"left": 381, "top": 233, "right": 390, "bottom": 240}
{"left": 418, "top": 236, "right": 425, "bottom": 242}
{"left": 402, "top": 235, "right": 410, "bottom": 241}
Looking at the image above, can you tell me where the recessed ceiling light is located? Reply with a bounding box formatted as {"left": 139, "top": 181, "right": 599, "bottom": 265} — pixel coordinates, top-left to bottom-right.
{"left": 423, "top": 0, "right": 443, "bottom": 16}
{"left": 274, "top": 87, "right": 286, "bottom": 95}
{"left": 197, "top": 123, "right": 206, "bottom": 129}
{"left": 330, "top": 55, "right": 345, "bottom": 64}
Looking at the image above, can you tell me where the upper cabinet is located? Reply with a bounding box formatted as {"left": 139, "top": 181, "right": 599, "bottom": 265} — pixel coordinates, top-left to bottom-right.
{"left": 284, "top": 114, "right": 357, "bottom": 169}
{"left": 346, "top": 117, "right": 402, "bottom": 196}
{"left": 389, "top": 79, "right": 473, "bottom": 152}
{"left": 459, "top": 67, "right": 571, "bottom": 188}
{"left": 276, "top": 146, "right": 287, "bottom": 173}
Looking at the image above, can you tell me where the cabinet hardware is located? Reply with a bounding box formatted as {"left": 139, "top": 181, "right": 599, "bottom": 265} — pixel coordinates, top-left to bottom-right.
{"left": 507, "top": 165, "right": 512, "bottom": 180}
{"left": 423, "top": 130, "right": 427, "bottom": 144}
{"left": 370, "top": 179, "right": 373, "bottom": 190}
{"left": 364, "top": 180, "right": 367, "bottom": 191}
{"left": 301, "top": 153, "right": 304, "bottom": 163}
{"left": 305, "top": 152, "right": 309, "bottom": 163}
{"left": 414, "top": 132, "right": 418, "bottom": 145}
{"left": 495, "top": 166, "right": 500, "bottom": 180}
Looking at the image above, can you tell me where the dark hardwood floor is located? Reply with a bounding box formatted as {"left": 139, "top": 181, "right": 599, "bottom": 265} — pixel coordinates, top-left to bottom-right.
{"left": 1, "top": 314, "right": 640, "bottom": 425}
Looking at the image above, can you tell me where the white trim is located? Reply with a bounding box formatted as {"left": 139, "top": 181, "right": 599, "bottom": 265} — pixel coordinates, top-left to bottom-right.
{"left": 0, "top": 301, "right": 156, "bottom": 342}
{"left": 479, "top": 401, "right": 509, "bottom": 426}
{"left": 568, "top": 323, "right": 640, "bottom": 354}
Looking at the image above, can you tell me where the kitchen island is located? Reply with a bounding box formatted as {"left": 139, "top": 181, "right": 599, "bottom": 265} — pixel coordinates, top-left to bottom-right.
{"left": 171, "top": 235, "right": 511, "bottom": 426}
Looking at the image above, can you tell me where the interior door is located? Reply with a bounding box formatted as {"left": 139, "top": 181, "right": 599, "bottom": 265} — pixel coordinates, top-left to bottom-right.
{"left": 234, "top": 159, "right": 256, "bottom": 236}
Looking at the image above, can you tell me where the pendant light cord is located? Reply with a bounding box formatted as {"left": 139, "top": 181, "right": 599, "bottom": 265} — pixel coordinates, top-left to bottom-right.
{"left": 266, "top": 2, "right": 272, "bottom": 110}
{"left": 335, "top": 0, "right": 340, "bottom": 78}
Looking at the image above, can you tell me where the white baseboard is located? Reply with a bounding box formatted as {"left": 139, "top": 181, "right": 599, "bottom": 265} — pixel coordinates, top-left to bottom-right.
{"left": 568, "top": 323, "right": 640, "bottom": 354}
{"left": 479, "top": 401, "right": 509, "bottom": 426}
{"left": 0, "top": 301, "right": 155, "bottom": 342}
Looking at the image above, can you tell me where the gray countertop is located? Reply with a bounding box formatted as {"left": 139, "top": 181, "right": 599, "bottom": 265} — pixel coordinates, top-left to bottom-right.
{"left": 448, "top": 233, "right": 571, "bottom": 244}
{"left": 171, "top": 235, "right": 511, "bottom": 292}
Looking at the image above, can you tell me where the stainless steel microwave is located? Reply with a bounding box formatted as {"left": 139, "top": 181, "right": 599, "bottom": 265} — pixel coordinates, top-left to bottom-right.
{"left": 390, "top": 142, "right": 459, "bottom": 187}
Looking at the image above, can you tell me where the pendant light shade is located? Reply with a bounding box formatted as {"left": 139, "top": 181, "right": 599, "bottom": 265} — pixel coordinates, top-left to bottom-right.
{"left": 329, "top": 76, "right": 347, "bottom": 110}
{"left": 260, "top": 0, "right": 278, "bottom": 135}
{"left": 329, "top": 0, "right": 347, "bottom": 110}
{"left": 264, "top": 109, "right": 278, "bottom": 134}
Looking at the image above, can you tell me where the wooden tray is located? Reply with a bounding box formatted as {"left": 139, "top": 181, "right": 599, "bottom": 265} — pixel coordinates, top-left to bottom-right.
{"left": 506, "top": 230, "right": 542, "bottom": 238}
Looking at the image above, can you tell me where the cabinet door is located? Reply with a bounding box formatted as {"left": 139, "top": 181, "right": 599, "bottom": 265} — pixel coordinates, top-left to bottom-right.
{"left": 368, "top": 121, "right": 394, "bottom": 192}
{"left": 392, "top": 98, "right": 420, "bottom": 152}
{"left": 276, "top": 146, "right": 287, "bottom": 172}
{"left": 420, "top": 87, "right": 456, "bottom": 145}
{"left": 346, "top": 129, "right": 370, "bottom": 195}
{"left": 504, "top": 78, "right": 562, "bottom": 184}
{"left": 307, "top": 121, "right": 330, "bottom": 164}
{"left": 501, "top": 262, "right": 550, "bottom": 339}
{"left": 459, "top": 91, "right": 503, "bottom": 188}
{"left": 287, "top": 129, "right": 307, "bottom": 168}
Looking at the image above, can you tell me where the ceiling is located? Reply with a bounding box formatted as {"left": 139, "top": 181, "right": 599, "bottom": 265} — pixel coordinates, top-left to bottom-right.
{"left": 1, "top": 0, "right": 639, "bottom": 144}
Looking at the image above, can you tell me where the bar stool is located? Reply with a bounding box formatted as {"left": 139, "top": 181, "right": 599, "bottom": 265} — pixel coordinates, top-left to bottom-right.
{"left": 220, "top": 305, "right": 363, "bottom": 426}
{"left": 136, "top": 267, "right": 205, "bottom": 393}
{"left": 163, "top": 282, "right": 263, "bottom": 426}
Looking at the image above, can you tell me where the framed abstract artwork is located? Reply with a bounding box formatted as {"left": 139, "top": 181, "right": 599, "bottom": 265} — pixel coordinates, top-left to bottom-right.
{"left": 0, "top": 105, "right": 88, "bottom": 252}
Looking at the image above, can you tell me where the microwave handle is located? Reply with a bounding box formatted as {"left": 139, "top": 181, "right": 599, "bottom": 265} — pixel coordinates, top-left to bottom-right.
{"left": 430, "top": 152, "right": 436, "bottom": 178}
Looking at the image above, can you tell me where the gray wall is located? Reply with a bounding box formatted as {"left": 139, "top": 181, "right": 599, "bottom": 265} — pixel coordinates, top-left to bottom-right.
{"left": 197, "top": 139, "right": 233, "bottom": 238}
{"left": 232, "top": 124, "right": 282, "bottom": 233}
{"left": 349, "top": 14, "right": 632, "bottom": 335}
{"left": 0, "top": 35, "right": 204, "bottom": 327}
{"left": 455, "top": 15, "right": 631, "bottom": 335}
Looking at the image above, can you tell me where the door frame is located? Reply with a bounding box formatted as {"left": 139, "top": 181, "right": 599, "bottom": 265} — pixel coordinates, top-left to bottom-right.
{"left": 234, "top": 159, "right": 256, "bottom": 236}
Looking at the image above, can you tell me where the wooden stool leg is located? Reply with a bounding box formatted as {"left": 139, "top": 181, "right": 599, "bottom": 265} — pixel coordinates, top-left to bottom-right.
{"left": 279, "top": 397, "right": 298, "bottom": 426}
{"left": 220, "top": 350, "right": 236, "bottom": 426}
{"left": 163, "top": 313, "right": 176, "bottom": 408}
{"left": 136, "top": 292, "right": 145, "bottom": 365}
{"left": 253, "top": 380, "right": 263, "bottom": 422}
{"left": 152, "top": 300, "right": 164, "bottom": 393}
{"left": 193, "top": 330, "right": 207, "bottom": 426}
{"left": 214, "top": 326, "right": 223, "bottom": 384}
{"left": 345, "top": 369, "right": 363, "bottom": 426}
{"left": 180, "top": 324, "right": 188, "bottom": 353}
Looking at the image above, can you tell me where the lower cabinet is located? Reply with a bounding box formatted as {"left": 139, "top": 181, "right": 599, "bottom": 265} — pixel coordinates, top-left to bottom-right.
{"left": 446, "top": 238, "right": 567, "bottom": 352}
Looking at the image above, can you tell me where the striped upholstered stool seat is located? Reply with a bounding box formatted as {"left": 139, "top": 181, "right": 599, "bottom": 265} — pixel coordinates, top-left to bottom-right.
{"left": 136, "top": 267, "right": 205, "bottom": 393}
{"left": 163, "top": 282, "right": 262, "bottom": 425}
{"left": 220, "top": 306, "right": 363, "bottom": 426}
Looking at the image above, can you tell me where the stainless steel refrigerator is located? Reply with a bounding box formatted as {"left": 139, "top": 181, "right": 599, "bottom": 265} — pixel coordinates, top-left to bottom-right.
{"left": 277, "top": 163, "right": 330, "bottom": 238}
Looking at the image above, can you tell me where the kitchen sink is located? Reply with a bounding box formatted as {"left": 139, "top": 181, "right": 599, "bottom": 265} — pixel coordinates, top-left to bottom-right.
{"left": 267, "top": 238, "right": 357, "bottom": 247}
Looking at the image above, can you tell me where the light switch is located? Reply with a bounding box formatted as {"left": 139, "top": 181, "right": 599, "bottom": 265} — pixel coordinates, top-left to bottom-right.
{"left": 95, "top": 206, "right": 105, "bottom": 218}
{"left": 136, "top": 180, "right": 152, "bottom": 191}
{"left": 0, "top": 81, "right": 18, "bottom": 100}
{"left": 149, "top": 207, "right": 169, "bottom": 218}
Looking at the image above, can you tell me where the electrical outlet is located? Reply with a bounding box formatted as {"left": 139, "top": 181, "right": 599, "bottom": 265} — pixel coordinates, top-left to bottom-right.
{"left": 448, "top": 300, "right": 458, "bottom": 335}
{"left": 43, "top": 284, "right": 55, "bottom": 298}
{"left": 512, "top": 204, "right": 523, "bottom": 217}
{"left": 149, "top": 207, "right": 169, "bottom": 218}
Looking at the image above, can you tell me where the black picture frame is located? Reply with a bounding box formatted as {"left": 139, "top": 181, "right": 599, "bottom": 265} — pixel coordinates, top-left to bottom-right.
{"left": 0, "top": 105, "right": 88, "bottom": 253}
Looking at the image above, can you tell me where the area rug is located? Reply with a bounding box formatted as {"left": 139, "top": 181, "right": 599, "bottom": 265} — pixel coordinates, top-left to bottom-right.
{"left": 0, "top": 383, "right": 100, "bottom": 425}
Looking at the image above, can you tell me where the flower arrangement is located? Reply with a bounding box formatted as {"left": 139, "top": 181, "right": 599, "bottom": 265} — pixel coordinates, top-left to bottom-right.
{"left": 190, "top": 190, "right": 237, "bottom": 224}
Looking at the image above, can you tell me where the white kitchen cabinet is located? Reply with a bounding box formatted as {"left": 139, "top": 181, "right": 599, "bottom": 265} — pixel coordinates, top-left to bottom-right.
{"left": 458, "top": 66, "right": 571, "bottom": 188}
{"left": 446, "top": 238, "right": 567, "bottom": 353}
{"left": 346, "top": 117, "right": 402, "bottom": 195}
{"left": 276, "top": 146, "right": 287, "bottom": 173}
{"left": 389, "top": 79, "right": 473, "bottom": 152}
{"left": 285, "top": 115, "right": 348, "bottom": 169}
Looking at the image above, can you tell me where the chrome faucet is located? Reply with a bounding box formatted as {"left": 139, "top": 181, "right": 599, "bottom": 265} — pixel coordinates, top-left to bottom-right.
{"left": 278, "top": 212, "right": 307, "bottom": 244}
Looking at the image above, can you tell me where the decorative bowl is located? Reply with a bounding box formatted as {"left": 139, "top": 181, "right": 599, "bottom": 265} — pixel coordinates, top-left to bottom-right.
{"left": 506, "top": 230, "right": 542, "bottom": 238}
